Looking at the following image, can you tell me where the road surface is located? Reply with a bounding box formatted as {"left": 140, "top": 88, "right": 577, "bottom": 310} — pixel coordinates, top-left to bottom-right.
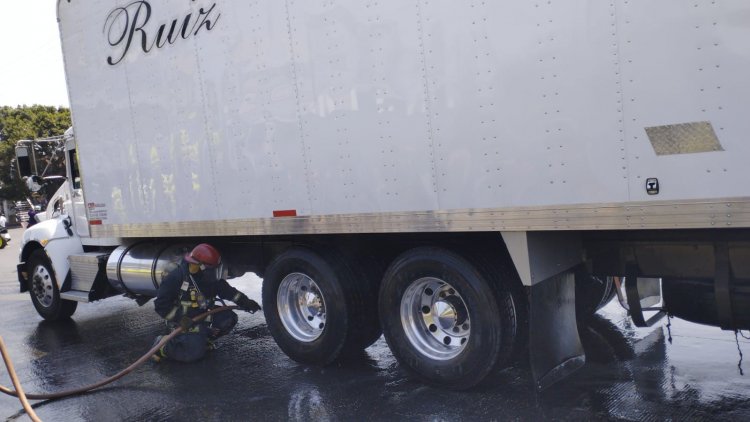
{"left": 0, "top": 227, "right": 748, "bottom": 420}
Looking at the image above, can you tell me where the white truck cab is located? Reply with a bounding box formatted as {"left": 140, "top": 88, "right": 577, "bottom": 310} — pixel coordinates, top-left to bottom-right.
{"left": 15, "top": 129, "right": 122, "bottom": 320}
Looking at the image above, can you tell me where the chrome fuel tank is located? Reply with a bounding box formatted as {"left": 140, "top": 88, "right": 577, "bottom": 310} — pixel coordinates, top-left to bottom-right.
{"left": 106, "top": 243, "right": 191, "bottom": 296}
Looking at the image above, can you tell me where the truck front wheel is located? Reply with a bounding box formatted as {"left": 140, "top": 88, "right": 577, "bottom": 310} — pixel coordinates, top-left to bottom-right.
{"left": 262, "top": 247, "right": 372, "bottom": 365}
{"left": 378, "top": 247, "right": 518, "bottom": 390}
{"left": 27, "top": 250, "right": 77, "bottom": 321}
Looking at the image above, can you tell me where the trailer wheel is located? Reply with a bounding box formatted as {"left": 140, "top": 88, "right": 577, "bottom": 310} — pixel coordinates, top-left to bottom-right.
{"left": 345, "top": 257, "right": 382, "bottom": 350}
{"left": 575, "top": 270, "right": 617, "bottom": 319}
{"left": 378, "top": 247, "right": 517, "bottom": 390}
{"left": 27, "top": 250, "right": 77, "bottom": 321}
{"left": 262, "top": 247, "right": 373, "bottom": 365}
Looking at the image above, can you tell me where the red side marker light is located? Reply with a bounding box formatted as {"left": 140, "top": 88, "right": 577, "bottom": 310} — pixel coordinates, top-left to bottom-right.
{"left": 273, "top": 210, "right": 297, "bottom": 218}
{"left": 89, "top": 220, "right": 103, "bottom": 226}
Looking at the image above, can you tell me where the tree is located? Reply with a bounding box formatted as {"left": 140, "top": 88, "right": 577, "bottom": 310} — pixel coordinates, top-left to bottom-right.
{"left": 0, "top": 105, "right": 71, "bottom": 201}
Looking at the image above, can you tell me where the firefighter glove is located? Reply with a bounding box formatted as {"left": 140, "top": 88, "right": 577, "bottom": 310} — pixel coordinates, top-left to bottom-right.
{"left": 237, "top": 296, "right": 261, "bottom": 314}
{"left": 179, "top": 315, "right": 193, "bottom": 332}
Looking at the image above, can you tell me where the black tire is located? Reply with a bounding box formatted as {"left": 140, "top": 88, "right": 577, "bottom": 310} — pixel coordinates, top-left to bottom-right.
{"left": 27, "top": 250, "right": 77, "bottom": 321}
{"left": 575, "top": 270, "right": 617, "bottom": 319}
{"left": 378, "top": 247, "right": 518, "bottom": 390}
{"left": 460, "top": 244, "right": 527, "bottom": 362}
{"left": 262, "top": 247, "right": 375, "bottom": 365}
{"left": 345, "top": 255, "right": 382, "bottom": 350}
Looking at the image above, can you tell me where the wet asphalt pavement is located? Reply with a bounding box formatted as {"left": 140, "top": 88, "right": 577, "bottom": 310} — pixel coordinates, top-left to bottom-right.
{"left": 0, "top": 227, "right": 749, "bottom": 421}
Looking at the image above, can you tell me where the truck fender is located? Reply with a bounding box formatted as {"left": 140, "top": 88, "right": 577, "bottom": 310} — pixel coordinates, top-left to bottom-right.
{"left": 21, "top": 216, "right": 83, "bottom": 290}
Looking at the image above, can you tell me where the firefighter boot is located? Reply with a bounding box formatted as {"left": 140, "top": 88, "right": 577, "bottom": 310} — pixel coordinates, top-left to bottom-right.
{"left": 150, "top": 336, "right": 167, "bottom": 363}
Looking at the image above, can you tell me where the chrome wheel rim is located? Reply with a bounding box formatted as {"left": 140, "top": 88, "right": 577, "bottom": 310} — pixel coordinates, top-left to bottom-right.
{"left": 401, "top": 277, "right": 471, "bottom": 360}
{"left": 31, "top": 264, "right": 55, "bottom": 308}
{"left": 277, "top": 273, "right": 327, "bottom": 342}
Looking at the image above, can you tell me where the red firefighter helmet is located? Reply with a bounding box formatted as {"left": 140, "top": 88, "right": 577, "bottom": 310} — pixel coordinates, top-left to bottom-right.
{"left": 185, "top": 243, "right": 221, "bottom": 268}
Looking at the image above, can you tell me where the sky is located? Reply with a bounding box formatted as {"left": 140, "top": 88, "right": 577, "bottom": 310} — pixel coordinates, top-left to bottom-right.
{"left": 0, "top": 0, "right": 69, "bottom": 107}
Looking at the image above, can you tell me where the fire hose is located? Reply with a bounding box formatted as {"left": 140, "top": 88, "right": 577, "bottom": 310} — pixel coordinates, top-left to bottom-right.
{"left": 0, "top": 306, "right": 239, "bottom": 422}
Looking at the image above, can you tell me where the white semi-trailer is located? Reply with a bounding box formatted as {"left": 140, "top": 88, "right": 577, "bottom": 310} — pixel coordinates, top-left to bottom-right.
{"left": 14, "top": 0, "right": 750, "bottom": 390}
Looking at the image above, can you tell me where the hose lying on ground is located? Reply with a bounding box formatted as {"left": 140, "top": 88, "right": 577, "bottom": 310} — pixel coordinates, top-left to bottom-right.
{"left": 0, "top": 336, "right": 38, "bottom": 422}
{"left": 0, "top": 306, "right": 239, "bottom": 420}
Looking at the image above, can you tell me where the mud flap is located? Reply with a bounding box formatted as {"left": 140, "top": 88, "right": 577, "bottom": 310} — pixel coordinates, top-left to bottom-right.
{"left": 530, "top": 270, "right": 585, "bottom": 391}
{"left": 17, "top": 263, "right": 29, "bottom": 293}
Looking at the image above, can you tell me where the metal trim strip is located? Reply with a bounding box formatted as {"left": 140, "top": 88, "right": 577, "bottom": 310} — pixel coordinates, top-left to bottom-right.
{"left": 90, "top": 197, "right": 750, "bottom": 238}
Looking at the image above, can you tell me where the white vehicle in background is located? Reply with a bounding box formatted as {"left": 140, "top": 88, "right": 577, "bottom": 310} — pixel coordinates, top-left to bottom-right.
{"left": 13, "top": 0, "right": 750, "bottom": 391}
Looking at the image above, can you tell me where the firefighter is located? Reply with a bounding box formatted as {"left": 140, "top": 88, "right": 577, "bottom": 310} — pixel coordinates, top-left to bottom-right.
{"left": 152, "top": 243, "right": 261, "bottom": 362}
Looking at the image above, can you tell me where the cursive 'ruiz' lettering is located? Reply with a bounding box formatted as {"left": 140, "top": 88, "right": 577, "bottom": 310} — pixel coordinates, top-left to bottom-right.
{"left": 103, "top": 0, "right": 221, "bottom": 66}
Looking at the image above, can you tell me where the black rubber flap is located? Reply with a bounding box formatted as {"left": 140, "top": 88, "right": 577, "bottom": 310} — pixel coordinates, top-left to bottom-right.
{"left": 530, "top": 271, "right": 585, "bottom": 391}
